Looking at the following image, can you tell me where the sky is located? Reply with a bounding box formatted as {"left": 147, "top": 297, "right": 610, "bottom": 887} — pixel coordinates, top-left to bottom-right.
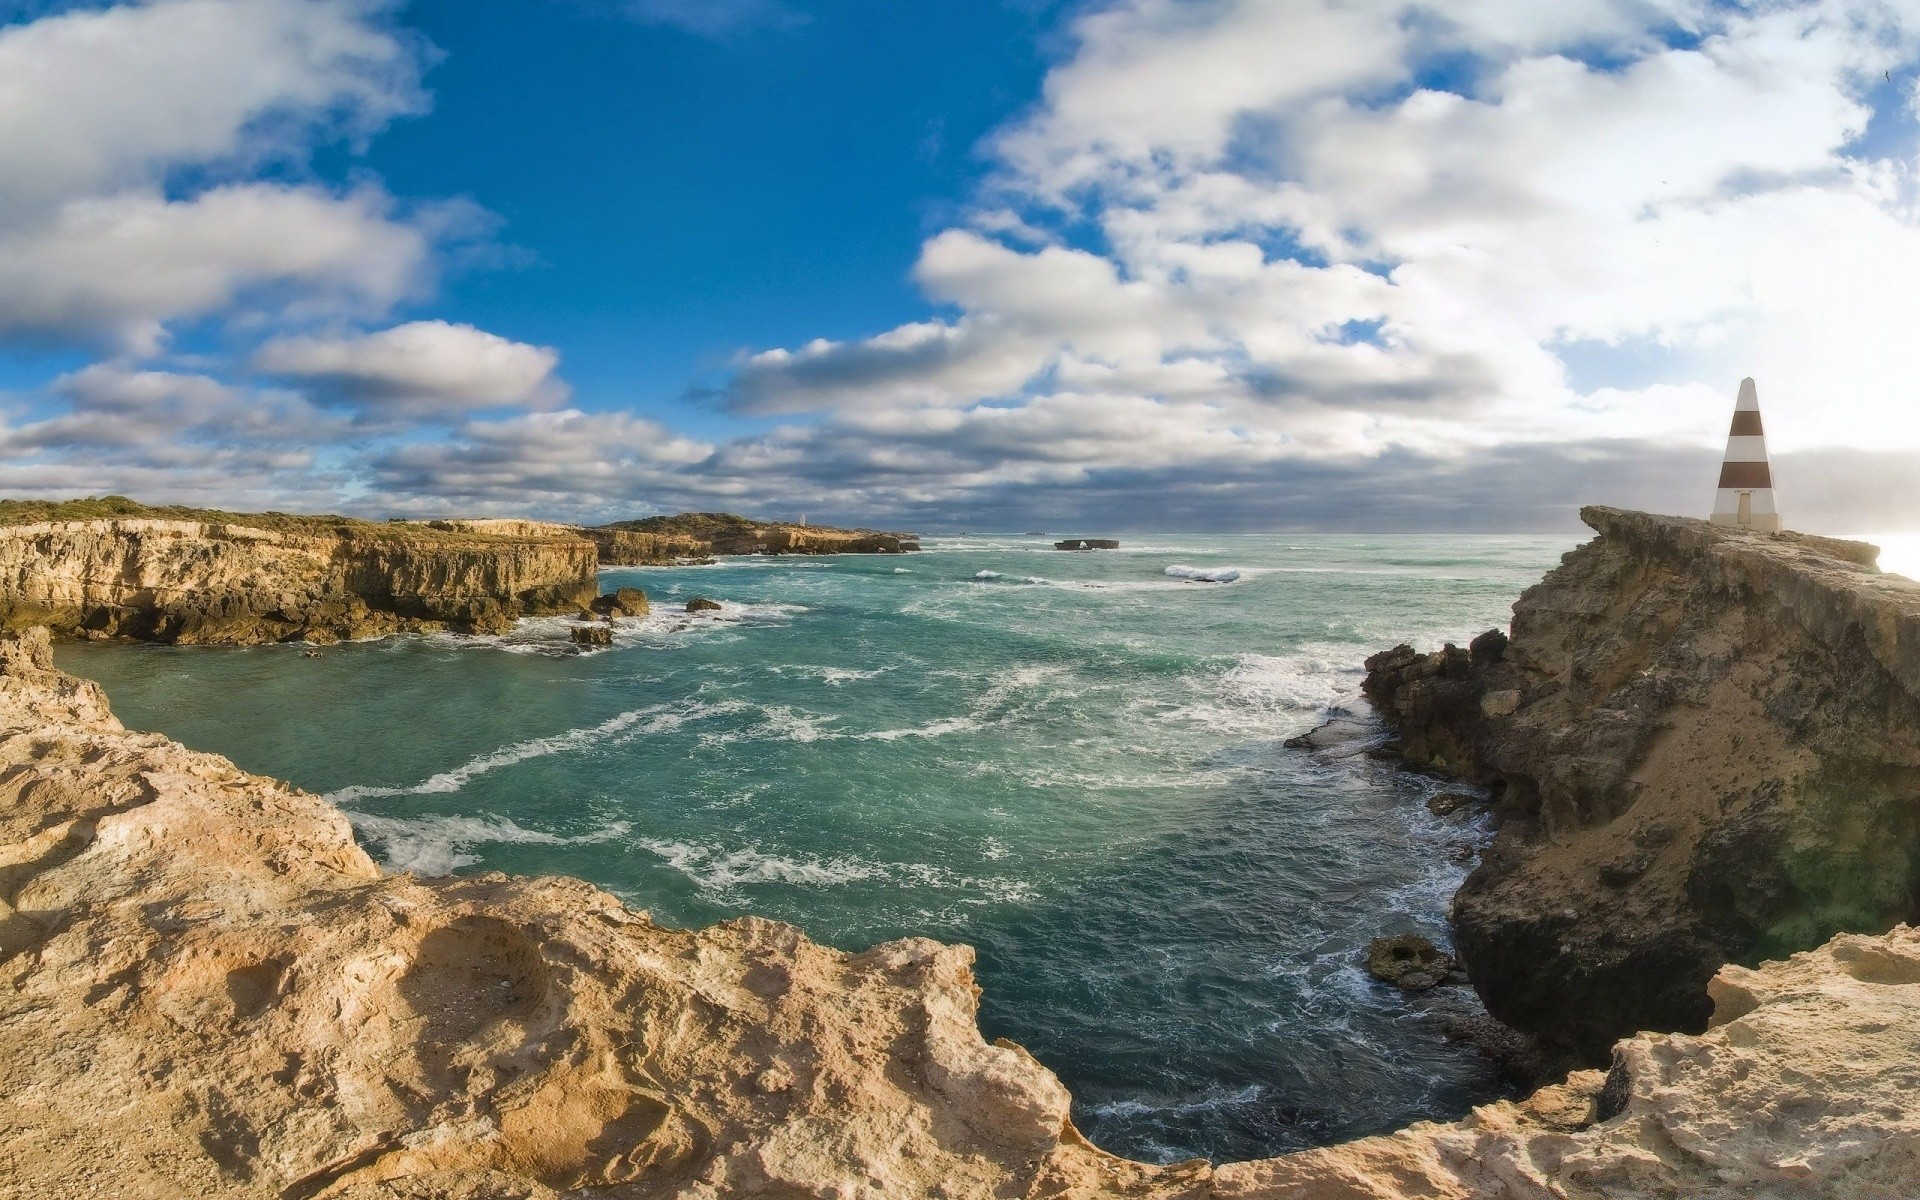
{"left": 2, "top": 0, "right": 1919, "bottom": 532}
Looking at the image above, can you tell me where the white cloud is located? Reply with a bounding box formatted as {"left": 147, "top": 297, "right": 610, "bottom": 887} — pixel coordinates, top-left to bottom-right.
{"left": 0, "top": 184, "right": 431, "bottom": 353}
{"left": 0, "top": 0, "right": 441, "bottom": 350}
{"left": 254, "top": 321, "right": 564, "bottom": 415}
{"left": 0, "top": 0, "right": 423, "bottom": 214}
{"left": 731, "top": 0, "right": 1920, "bottom": 499}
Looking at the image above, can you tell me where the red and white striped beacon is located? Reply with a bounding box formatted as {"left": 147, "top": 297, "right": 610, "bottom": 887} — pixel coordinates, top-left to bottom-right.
{"left": 1709, "top": 377, "right": 1781, "bottom": 533}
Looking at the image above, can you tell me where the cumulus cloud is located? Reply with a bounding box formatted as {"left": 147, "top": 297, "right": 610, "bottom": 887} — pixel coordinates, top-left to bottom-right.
{"left": 718, "top": 0, "right": 1920, "bottom": 526}
{"left": 0, "top": 363, "right": 355, "bottom": 509}
{"left": 254, "top": 321, "right": 565, "bottom": 416}
{"left": 366, "top": 408, "right": 720, "bottom": 517}
{"left": 10, "top": 0, "right": 1920, "bottom": 531}
{"left": 0, "top": 0, "right": 441, "bottom": 350}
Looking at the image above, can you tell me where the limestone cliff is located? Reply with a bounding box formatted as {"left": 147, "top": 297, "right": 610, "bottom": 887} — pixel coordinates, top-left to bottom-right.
{"left": 598, "top": 512, "right": 919, "bottom": 559}
{"left": 0, "top": 628, "right": 1913, "bottom": 1198}
{"left": 1362, "top": 507, "right": 1920, "bottom": 1059}
{"left": 589, "top": 528, "right": 714, "bottom": 567}
{"left": 0, "top": 507, "right": 598, "bottom": 643}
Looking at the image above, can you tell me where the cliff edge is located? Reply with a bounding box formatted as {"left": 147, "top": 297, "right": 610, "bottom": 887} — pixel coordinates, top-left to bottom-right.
{"left": 1363, "top": 507, "right": 1920, "bottom": 1060}
{"left": 0, "top": 499, "right": 598, "bottom": 643}
{"left": 1, "top": 628, "right": 1916, "bottom": 1197}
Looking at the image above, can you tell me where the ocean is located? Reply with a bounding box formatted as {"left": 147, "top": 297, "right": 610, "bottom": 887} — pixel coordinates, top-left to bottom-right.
{"left": 57, "top": 532, "right": 1577, "bottom": 1164}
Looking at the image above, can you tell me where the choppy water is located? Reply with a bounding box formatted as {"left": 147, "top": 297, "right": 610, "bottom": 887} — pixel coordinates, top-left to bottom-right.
{"left": 57, "top": 533, "right": 1575, "bottom": 1163}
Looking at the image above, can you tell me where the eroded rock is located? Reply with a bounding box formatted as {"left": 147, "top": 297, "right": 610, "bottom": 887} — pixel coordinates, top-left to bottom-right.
{"left": 1366, "top": 935, "right": 1455, "bottom": 991}
{"left": 1363, "top": 507, "right": 1920, "bottom": 1059}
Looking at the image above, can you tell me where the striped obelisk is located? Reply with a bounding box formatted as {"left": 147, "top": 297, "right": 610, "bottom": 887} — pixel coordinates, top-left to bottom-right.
{"left": 1709, "top": 377, "right": 1781, "bottom": 532}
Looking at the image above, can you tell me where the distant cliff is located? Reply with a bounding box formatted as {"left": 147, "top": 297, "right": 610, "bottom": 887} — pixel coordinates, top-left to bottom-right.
{"left": 596, "top": 512, "right": 919, "bottom": 562}
{"left": 0, "top": 499, "right": 597, "bottom": 643}
{"left": 1363, "top": 507, "right": 1920, "bottom": 1059}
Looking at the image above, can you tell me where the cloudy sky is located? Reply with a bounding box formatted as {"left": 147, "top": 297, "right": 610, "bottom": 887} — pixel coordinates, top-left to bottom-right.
{"left": 2, "top": 0, "right": 1918, "bottom": 532}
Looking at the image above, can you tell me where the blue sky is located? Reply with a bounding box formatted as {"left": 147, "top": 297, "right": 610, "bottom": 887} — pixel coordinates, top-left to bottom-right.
{"left": 344, "top": 0, "right": 1055, "bottom": 438}
{"left": 1, "top": 0, "right": 1919, "bottom": 531}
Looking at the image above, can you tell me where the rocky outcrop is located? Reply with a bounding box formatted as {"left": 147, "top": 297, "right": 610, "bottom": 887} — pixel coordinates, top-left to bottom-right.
{"left": 1212, "top": 926, "right": 1920, "bottom": 1198}
{"left": 1363, "top": 507, "right": 1920, "bottom": 1059}
{"left": 589, "top": 528, "right": 713, "bottom": 566}
{"left": 0, "top": 510, "right": 598, "bottom": 643}
{"left": 0, "top": 627, "right": 1915, "bottom": 1198}
{"left": 599, "top": 513, "right": 919, "bottom": 559}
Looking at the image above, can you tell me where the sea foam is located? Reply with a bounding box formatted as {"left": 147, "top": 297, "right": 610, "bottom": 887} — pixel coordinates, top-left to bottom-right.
{"left": 1165, "top": 565, "right": 1242, "bottom": 583}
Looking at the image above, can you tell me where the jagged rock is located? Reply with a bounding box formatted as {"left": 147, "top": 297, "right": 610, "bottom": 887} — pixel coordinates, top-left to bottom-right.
{"left": 685, "top": 597, "right": 722, "bottom": 613}
{"left": 569, "top": 623, "right": 613, "bottom": 647}
{"left": 1362, "top": 507, "right": 1920, "bottom": 1060}
{"left": 590, "top": 586, "right": 649, "bottom": 618}
{"left": 1366, "top": 935, "right": 1456, "bottom": 991}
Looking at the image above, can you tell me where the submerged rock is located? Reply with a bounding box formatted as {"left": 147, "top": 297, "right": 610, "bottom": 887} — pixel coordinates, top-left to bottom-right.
{"left": 1367, "top": 935, "right": 1456, "bottom": 991}
{"left": 685, "top": 596, "right": 722, "bottom": 612}
{"left": 1426, "top": 791, "right": 1478, "bottom": 817}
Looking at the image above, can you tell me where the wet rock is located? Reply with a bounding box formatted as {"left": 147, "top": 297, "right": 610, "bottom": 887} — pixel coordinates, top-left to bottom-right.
{"left": 685, "top": 597, "right": 722, "bottom": 613}
{"left": 569, "top": 623, "right": 613, "bottom": 647}
{"left": 1283, "top": 707, "right": 1373, "bottom": 751}
{"left": 590, "top": 586, "right": 649, "bottom": 618}
{"left": 1427, "top": 790, "right": 1478, "bottom": 817}
{"left": 1366, "top": 935, "right": 1456, "bottom": 991}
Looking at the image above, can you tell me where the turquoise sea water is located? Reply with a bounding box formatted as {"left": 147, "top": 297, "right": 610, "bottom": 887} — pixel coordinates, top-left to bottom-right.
{"left": 57, "top": 533, "right": 1575, "bottom": 1164}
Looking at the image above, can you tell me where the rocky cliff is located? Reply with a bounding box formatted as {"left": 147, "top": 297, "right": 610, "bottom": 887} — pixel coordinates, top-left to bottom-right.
{"left": 588, "top": 528, "right": 714, "bottom": 566}
{"left": 0, "top": 504, "right": 598, "bottom": 643}
{"left": 599, "top": 512, "right": 919, "bottom": 559}
{"left": 1362, "top": 507, "right": 1920, "bottom": 1060}
{"left": 1, "top": 628, "right": 1913, "bottom": 1198}
{"left": 3, "top": 633, "right": 1904, "bottom": 1190}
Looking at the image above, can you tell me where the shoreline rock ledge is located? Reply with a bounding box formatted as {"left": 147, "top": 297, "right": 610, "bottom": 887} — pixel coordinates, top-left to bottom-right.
{"left": 3, "top": 625, "right": 1920, "bottom": 1195}
{"left": 1363, "top": 506, "right": 1920, "bottom": 1063}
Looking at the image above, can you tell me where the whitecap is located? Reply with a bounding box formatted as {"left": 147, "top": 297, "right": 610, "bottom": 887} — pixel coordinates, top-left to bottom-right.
{"left": 636, "top": 838, "right": 886, "bottom": 889}
{"left": 348, "top": 813, "right": 630, "bottom": 876}
{"left": 1165, "top": 564, "right": 1242, "bottom": 583}
{"left": 974, "top": 569, "right": 1003, "bottom": 579}
{"left": 326, "top": 700, "right": 742, "bottom": 802}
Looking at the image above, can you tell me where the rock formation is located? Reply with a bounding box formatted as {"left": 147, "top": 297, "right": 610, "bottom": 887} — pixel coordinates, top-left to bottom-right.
{"left": 0, "top": 501, "right": 598, "bottom": 644}
{"left": 0, "top": 627, "right": 1915, "bottom": 1197}
{"left": 589, "top": 529, "right": 714, "bottom": 567}
{"left": 591, "top": 587, "right": 650, "bottom": 618}
{"left": 598, "top": 513, "right": 919, "bottom": 561}
{"left": 1362, "top": 507, "right": 1920, "bottom": 1060}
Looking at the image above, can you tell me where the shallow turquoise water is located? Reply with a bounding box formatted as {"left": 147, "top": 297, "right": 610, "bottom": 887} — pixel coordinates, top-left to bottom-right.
{"left": 57, "top": 533, "right": 1575, "bottom": 1163}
